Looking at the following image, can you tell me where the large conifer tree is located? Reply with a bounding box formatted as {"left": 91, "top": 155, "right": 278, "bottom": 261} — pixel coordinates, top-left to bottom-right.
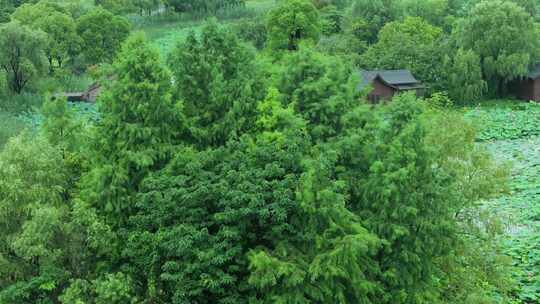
{"left": 82, "top": 33, "right": 183, "bottom": 221}
{"left": 168, "top": 20, "right": 265, "bottom": 147}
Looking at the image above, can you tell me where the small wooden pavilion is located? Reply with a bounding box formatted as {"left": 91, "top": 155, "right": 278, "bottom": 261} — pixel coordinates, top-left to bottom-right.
{"left": 357, "top": 69, "right": 425, "bottom": 103}
{"left": 55, "top": 82, "right": 103, "bottom": 103}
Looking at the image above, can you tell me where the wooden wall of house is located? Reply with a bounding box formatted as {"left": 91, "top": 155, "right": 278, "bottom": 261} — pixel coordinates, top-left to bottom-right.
{"left": 514, "top": 78, "right": 540, "bottom": 101}
{"left": 368, "top": 78, "right": 396, "bottom": 103}
{"left": 534, "top": 78, "right": 540, "bottom": 101}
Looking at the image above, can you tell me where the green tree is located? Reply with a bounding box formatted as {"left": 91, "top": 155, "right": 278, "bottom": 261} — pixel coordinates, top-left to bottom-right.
{"left": 231, "top": 18, "right": 267, "bottom": 49}
{"left": 360, "top": 16, "right": 444, "bottom": 85}
{"left": 168, "top": 21, "right": 265, "bottom": 147}
{"left": 331, "top": 92, "right": 508, "bottom": 303}
{"left": 41, "top": 96, "right": 82, "bottom": 157}
{"left": 76, "top": 8, "right": 131, "bottom": 65}
{"left": 0, "top": 21, "right": 47, "bottom": 93}
{"left": 248, "top": 155, "right": 381, "bottom": 303}
{"left": 443, "top": 48, "right": 487, "bottom": 103}
{"left": 421, "top": 100, "right": 512, "bottom": 303}
{"left": 276, "top": 47, "right": 358, "bottom": 141}
{"left": 346, "top": 0, "right": 396, "bottom": 43}
{"left": 82, "top": 33, "right": 182, "bottom": 222}
{"left": 511, "top": 0, "right": 539, "bottom": 17}
{"left": 11, "top": 1, "right": 66, "bottom": 25}
{"left": 0, "top": 0, "right": 14, "bottom": 23}
{"left": 456, "top": 0, "right": 540, "bottom": 94}
{"left": 59, "top": 273, "right": 137, "bottom": 304}
{"left": 395, "top": 0, "right": 450, "bottom": 26}
{"left": 266, "top": 0, "right": 321, "bottom": 51}
{"left": 0, "top": 134, "right": 70, "bottom": 303}
{"left": 320, "top": 5, "right": 343, "bottom": 35}
{"left": 39, "top": 12, "right": 81, "bottom": 72}
{"left": 13, "top": 2, "right": 81, "bottom": 72}
{"left": 125, "top": 128, "right": 310, "bottom": 303}
{"left": 164, "top": 0, "right": 245, "bottom": 13}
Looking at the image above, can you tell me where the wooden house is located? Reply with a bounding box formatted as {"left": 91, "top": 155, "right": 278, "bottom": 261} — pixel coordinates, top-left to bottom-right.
{"left": 357, "top": 69, "right": 425, "bottom": 103}
{"left": 55, "top": 82, "right": 103, "bottom": 103}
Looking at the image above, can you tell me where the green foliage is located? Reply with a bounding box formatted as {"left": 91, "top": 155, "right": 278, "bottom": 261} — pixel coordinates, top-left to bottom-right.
{"left": 0, "top": 133, "right": 70, "bottom": 303}
{"left": 456, "top": 0, "right": 540, "bottom": 94}
{"left": 353, "top": 94, "right": 457, "bottom": 302}
{"left": 276, "top": 47, "right": 358, "bottom": 141}
{"left": 13, "top": 2, "right": 81, "bottom": 72}
{"left": 316, "top": 33, "right": 366, "bottom": 60}
{"left": 164, "top": 0, "right": 246, "bottom": 14}
{"left": 248, "top": 156, "right": 381, "bottom": 303}
{"left": 0, "top": 92, "right": 43, "bottom": 113}
{"left": 94, "top": 273, "right": 136, "bottom": 304}
{"left": 168, "top": 20, "right": 264, "bottom": 147}
{"left": 360, "top": 17, "right": 444, "bottom": 85}
{"left": 320, "top": 5, "right": 343, "bottom": 34}
{"left": 0, "top": 21, "right": 47, "bottom": 93}
{"left": 415, "top": 104, "right": 512, "bottom": 303}
{"left": 231, "top": 18, "right": 267, "bottom": 49}
{"left": 0, "top": 0, "right": 14, "bottom": 23}
{"left": 443, "top": 48, "right": 487, "bottom": 103}
{"left": 395, "top": 0, "right": 450, "bottom": 26}
{"left": 41, "top": 96, "right": 81, "bottom": 154}
{"left": 0, "top": 2, "right": 530, "bottom": 302}
{"left": 0, "top": 112, "right": 27, "bottom": 148}
{"left": 59, "top": 273, "right": 137, "bottom": 304}
{"left": 125, "top": 134, "right": 309, "bottom": 303}
{"left": 12, "top": 1, "right": 67, "bottom": 25}
{"left": 266, "top": 0, "right": 321, "bottom": 51}
{"left": 82, "top": 33, "right": 182, "bottom": 221}
{"left": 347, "top": 0, "right": 396, "bottom": 43}
{"left": 76, "top": 8, "right": 131, "bottom": 65}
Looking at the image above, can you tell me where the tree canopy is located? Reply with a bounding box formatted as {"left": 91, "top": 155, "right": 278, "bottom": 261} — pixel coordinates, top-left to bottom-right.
{"left": 456, "top": 0, "right": 540, "bottom": 93}
{"left": 266, "top": 0, "right": 321, "bottom": 51}
{"left": 13, "top": 2, "right": 80, "bottom": 72}
{"left": 0, "top": 0, "right": 531, "bottom": 303}
{"left": 168, "top": 21, "right": 264, "bottom": 147}
{"left": 360, "top": 16, "right": 444, "bottom": 84}
{"left": 76, "top": 7, "right": 131, "bottom": 65}
{"left": 0, "top": 21, "right": 47, "bottom": 93}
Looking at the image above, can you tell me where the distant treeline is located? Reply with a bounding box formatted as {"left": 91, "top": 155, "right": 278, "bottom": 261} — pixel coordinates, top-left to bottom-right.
{"left": 164, "top": 0, "right": 246, "bottom": 13}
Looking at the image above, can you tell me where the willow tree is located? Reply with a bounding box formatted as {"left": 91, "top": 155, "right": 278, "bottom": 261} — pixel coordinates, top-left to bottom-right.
{"left": 0, "top": 21, "right": 47, "bottom": 93}
{"left": 443, "top": 48, "right": 487, "bottom": 103}
{"left": 13, "top": 2, "right": 80, "bottom": 72}
{"left": 456, "top": 0, "right": 540, "bottom": 94}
